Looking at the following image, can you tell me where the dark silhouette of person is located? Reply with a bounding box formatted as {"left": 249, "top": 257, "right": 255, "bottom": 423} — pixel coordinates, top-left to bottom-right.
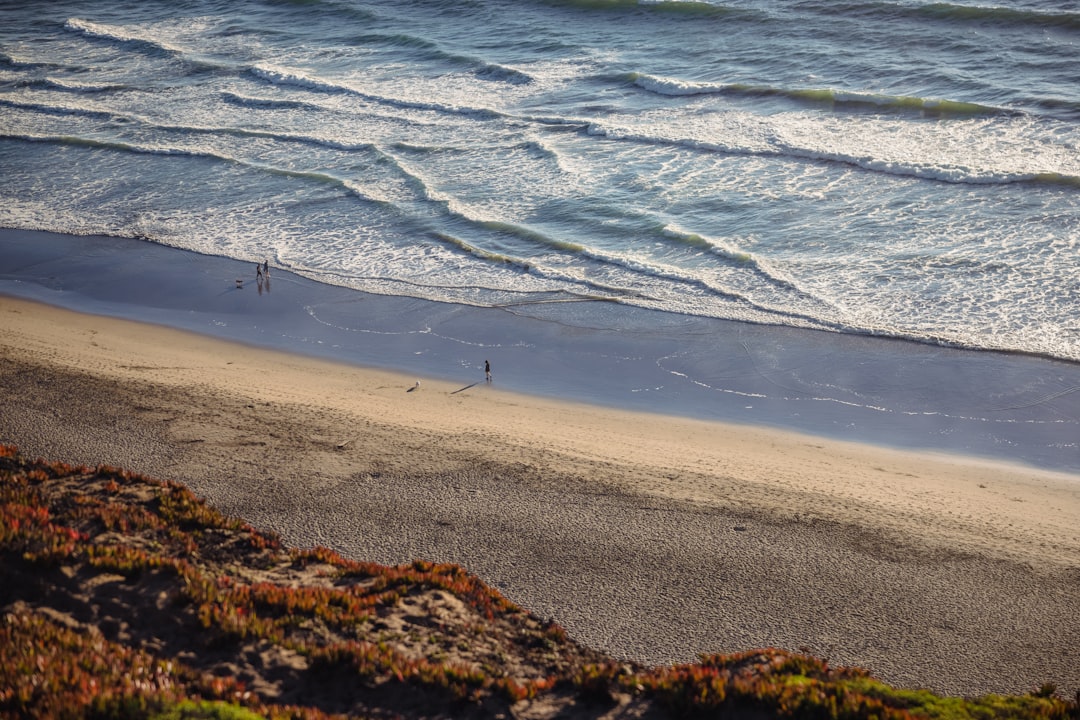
{"left": 485, "top": 360, "right": 491, "bottom": 383}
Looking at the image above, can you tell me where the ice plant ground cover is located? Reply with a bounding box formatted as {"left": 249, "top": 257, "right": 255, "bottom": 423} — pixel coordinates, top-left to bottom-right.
{"left": 1, "top": 443, "right": 1076, "bottom": 719}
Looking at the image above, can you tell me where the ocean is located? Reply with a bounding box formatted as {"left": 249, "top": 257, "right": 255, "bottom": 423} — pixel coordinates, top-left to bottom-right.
{"left": 2, "top": 0, "right": 1078, "bottom": 361}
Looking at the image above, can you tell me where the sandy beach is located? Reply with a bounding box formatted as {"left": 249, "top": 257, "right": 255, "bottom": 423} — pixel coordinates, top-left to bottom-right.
{"left": 1, "top": 293, "right": 1078, "bottom": 698}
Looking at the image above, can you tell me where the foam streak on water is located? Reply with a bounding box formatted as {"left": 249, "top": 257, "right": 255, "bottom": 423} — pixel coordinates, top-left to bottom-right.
{"left": 0, "top": 0, "right": 1077, "bottom": 361}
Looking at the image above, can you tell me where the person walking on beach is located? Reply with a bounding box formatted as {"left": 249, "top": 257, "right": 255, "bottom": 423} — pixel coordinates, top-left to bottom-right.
{"left": 485, "top": 359, "right": 491, "bottom": 383}
{"left": 263, "top": 260, "right": 269, "bottom": 277}
{"left": 256, "top": 263, "right": 262, "bottom": 279}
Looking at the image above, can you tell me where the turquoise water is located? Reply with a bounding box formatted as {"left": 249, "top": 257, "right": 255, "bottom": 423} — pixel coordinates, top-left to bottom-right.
{"left": 1, "top": 0, "right": 1078, "bottom": 359}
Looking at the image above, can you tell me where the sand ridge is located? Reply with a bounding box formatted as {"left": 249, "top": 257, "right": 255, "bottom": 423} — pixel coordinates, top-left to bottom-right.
{"left": 1, "top": 295, "right": 1078, "bottom": 696}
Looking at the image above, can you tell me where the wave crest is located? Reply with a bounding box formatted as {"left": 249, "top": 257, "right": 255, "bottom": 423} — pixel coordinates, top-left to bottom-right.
{"left": 42, "top": 77, "right": 127, "bottom": 93}
{"left": 220, "top": 91, "right": 324, "bottom": 111}
{"left": 917, "top": 2, "right": 1080, "bottom": 30}
{"left": 796, "top": 0, "right": 1080, "bottom": 30}
{"left": 249, "top": 63, "right": 503, "bottom": 119}
{"left": 63, "top": 17, "right": 182, "bottom": 56}
{"left": 630, "top": 73, "right": 723, "bottom": 96}
{"left": 551, "top": 0, "right": 736, "bottom": 17}
{"left": 585, "top": 117, "right": 1080, "bottom": 187}
{"left": 630, "top": 72, "right": 1008, "bottom": 117}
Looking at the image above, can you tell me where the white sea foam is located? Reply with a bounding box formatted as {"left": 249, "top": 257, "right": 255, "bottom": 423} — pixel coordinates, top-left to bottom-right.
{"left": 219, "top": 91, "right": 324, "bottom": 112}
{"left": 0, "top": 52, "right": 39, "bottom": 67}
{"left": 63, "top": 17, "right": 184, "bottom": 55}
{"left": 631, "top": 73, "right": 725, "bottom": 96}
{"left": 249, "top": 63, "right": 503, "bottom": 120}
{"left": 249, "top": 64, "right": 347, "bottom": 95}
{"left": 584, "top": 110, "right": 1080, "bottom": 186}
{"left": 44, "top": 77, "right": 127, "bottom": 93}
{"left": 658, "top": 225, "right": 813, "bottom": 302}
{"left": 0, "top": 97, "right": 116, "bottom": 120}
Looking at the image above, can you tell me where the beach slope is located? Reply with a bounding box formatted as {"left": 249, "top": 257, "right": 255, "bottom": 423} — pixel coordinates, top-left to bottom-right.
{"left": 1, "top": 295, "right": 1078, "bottom": 697}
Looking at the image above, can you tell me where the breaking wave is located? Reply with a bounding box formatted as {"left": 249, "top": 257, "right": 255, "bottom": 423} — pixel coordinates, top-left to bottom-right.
{"left": 630, "top": 72, "right": 1009, "bottom": 117}
{"left": 63, "top": 17, "right": 184, "bottom": 56}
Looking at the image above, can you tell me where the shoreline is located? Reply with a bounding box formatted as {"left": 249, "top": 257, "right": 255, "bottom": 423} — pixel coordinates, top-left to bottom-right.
{"left": 1, "top": 227, "right": 1078, "bottom": 473}
{"left": 1, "top": 294, "right": 1078, "bottom": 697}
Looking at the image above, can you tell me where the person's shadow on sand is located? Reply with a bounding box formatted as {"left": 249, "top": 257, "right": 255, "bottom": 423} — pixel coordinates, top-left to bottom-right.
{"left": 450, "top": 382, "right": 480, "bottom": 394}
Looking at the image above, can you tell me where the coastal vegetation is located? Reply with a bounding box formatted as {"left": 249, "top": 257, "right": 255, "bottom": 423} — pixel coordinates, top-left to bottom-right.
{"left": 1, "top": 443, "right": 1076, "bottom": 720}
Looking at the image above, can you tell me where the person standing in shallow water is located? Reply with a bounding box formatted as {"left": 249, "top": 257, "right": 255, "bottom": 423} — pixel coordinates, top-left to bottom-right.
{"left": 485, "top": 360, "right": 491, "bottom": 383}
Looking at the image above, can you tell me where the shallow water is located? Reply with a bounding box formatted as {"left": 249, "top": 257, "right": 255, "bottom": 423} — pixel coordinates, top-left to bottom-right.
{"left": 3, "top": 229, "right": 1078, "bottom": 472}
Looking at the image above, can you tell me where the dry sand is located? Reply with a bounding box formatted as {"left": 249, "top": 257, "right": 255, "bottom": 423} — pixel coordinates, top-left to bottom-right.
{"left": 1, "top": 295, "right": 1078, "bottom": 698}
